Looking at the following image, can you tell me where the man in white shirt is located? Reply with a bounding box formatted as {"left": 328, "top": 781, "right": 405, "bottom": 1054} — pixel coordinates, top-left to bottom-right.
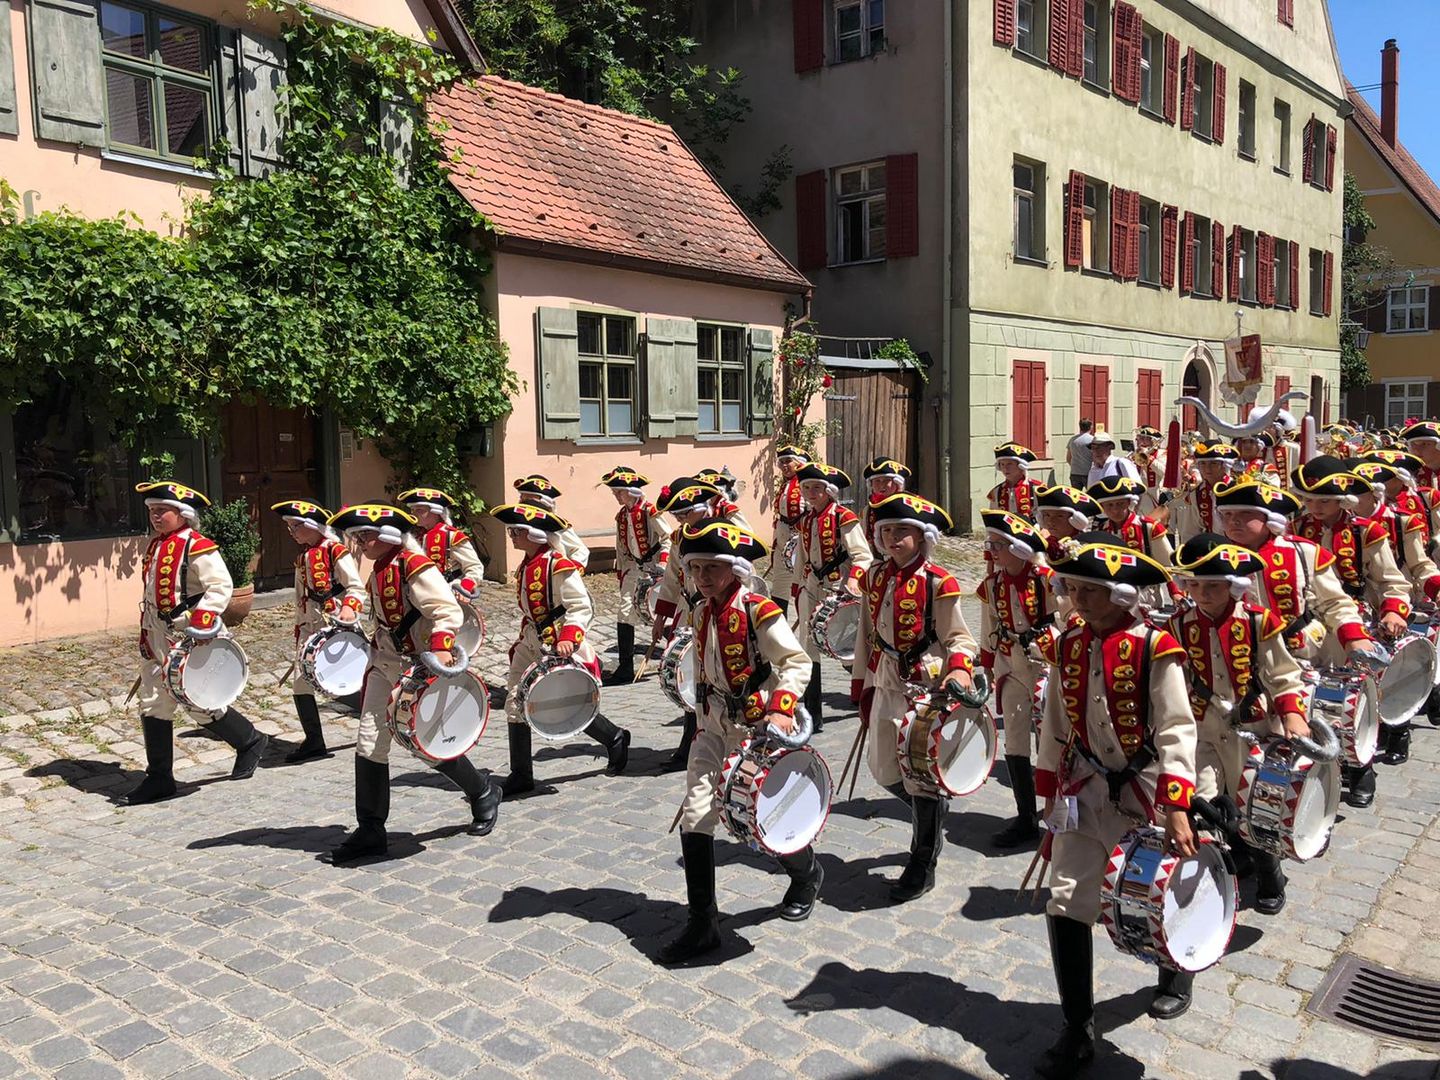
{"left": 1086, "top": 431, "right": 1141, "bottom": 487}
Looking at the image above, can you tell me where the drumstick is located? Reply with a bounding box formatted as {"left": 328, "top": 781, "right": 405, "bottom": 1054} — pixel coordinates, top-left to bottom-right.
{"left": 124, "top": 675, "right": 142, "bottom": 706}
{"left": 634, "top": 653, "right": 651, "bottom": 683}
{"left": 836, "top": 721, "right": 867, "bottom": 800}
{"left": 281, "top": 660, "right": 297, "bottom": 685}
{"left": 847, "top": 724, "right": 869, "bottom": 801}
{"left": 668, "top": 802, "right": 684, "bottom": 834}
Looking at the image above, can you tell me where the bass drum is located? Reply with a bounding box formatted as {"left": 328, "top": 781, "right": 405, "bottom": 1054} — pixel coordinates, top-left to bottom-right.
{"left": 515, "top": 656, "right": 601, "bottom": 741}
{"left": 386, "top": 665, "right": 489, "bottom": 763}
{"left": 896, "top": 696, "right": 996, "bottom": 797}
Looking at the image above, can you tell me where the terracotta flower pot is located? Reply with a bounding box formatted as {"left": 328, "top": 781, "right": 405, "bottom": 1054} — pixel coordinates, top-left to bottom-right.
{"left": 222, "top": 584, "right": 255, "bottom": 627}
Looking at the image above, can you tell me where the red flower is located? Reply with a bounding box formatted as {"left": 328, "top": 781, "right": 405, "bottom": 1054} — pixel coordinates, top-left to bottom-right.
{"left": 821, "top": 374, "right": 833, "bottom": 388}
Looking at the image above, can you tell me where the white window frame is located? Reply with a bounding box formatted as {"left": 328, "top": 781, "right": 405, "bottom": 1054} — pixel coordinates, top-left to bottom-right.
{"left": 576, "top": 312, "right": 638, "bottom": 438}
{"left": 1240, "top": 229, "right": 1257, "bottom": 302}
{"left": 1191, "top": 53, "right": 1215, "bottom": 140}
{"left": 1191, "top": 215, "right": 1213, "bottom": 298}
{"left": 1238, "top": 79, "right": 1257, "bottom": 159}
{"left": 1082, "top": 0, "right": 1110, "bottom": 88}
{"left": 833, "top": 161, "right": 887, "bottom": 264}
{"left": 1139, "top": 24, "right": 1163, "bottom": 114}
{"left": 1013, "top": 158, "right": 1044, "bottom": 262}
{"left": 1016, "top": 0, "right": 1043, "bottom": 58}
{"left": 1274, "top": 99, "right": 1292, "bottom": 175}
{"left": 1308, "top": 249, "right": 1325, "bottom": 316}
{"left": 1083, "top": 178, "right": 1110, "bottom": 273}
{"left": 1274, "top": 238, "right": 1292, "bottom": 308}
{"left": 1138, "top": 198, "right": 1160, "bottom": 284}
{"left": 1387, "top": 286, "right": 1430, "bottom": 333}
{"left": 1384, "top": 380, "right": 1429, "bottom": 428}
{"left": 695, "top": 323, "right": 748, "bottom": 435}
{"left": 833, "top": 0, "right": 885, "bottom": 63}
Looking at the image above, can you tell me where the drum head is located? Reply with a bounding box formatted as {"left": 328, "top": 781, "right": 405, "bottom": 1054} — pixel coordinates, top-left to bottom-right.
{"left": 410, "top": 673, "right": 488, "bottom": 761}
{"left": 820, "top": 601, "right": 861, "bottom": 662}
{"left": 1354, "top": 678, "right": 1380, "bottom": 764}
{"left": 312, "top": 630, "right": 369, "bottom": 697}
{"left": 455, "top": 605, "right": 486, "bottom": 657}
{"left": 524, "top": 665, "right": 600, "bottom": 741}
{"left": 935, "top": 707, "right": 997, "bottom": 796}
{"left": 180, "top": 638, "right": 249, "bottom": 711}
{"left": 1289, "top": 758, "right": 1340, "bottom": 862}
{"left": 1378, "top": 635, "right": 1436, "bottom": 725}
{"left": 1162, "top": 843, "right": 1236, "bottom": 972}
{"left": 754, "top": 748, "right": 832, "bottom": 855}
{"left": 661, "top": 637, "right": 697, "bottom": 712}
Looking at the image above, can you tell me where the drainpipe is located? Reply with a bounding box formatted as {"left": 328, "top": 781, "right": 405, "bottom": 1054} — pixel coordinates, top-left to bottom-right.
{"left": 939, "top": 0, "right": 955, "bottom": 511}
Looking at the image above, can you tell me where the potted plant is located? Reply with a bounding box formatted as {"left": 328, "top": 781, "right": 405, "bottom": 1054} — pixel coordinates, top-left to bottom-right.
{"left": 200, "top": 498, "right": 262, "bottom": 626}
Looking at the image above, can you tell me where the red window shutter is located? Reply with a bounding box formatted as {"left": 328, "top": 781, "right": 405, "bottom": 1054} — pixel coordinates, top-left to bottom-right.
{"left": 995, "top": 0, "right": 1017, "bottom": 46}
{"left": 1212, "top": 62, "right": 1227, "bottom": 145}
{"left": 1079, "top": 364, "right": 1095, "bottom": 426}
{"left": 1258, "top": 232, "right": 1274, "bottom": 306}
{"left": 1323, "top": 250, "right": 1335, "bottom": 317}
{"left": 1163, "top": 36, "right": 1180, "bottom": 125}
{"left": 1180, "top": 47, "right": 1196, "bottom": 130}
{"left": 1110, "top": 187, "right": 1126, "bottom": 279}
{"left": 1161, "top": 205, "right": 1179, "bottom": 290}
{"left": 1211, "top": 220, "right": 1225, "bottom": 299}
{"left": 1127, "top": 191, "right": 1142, "bottom": 281}
{"left": 793, "top": 0, "right": 824, "bottom": 73}
{"left": 1180, "top": 211, "right": 1195, "bottom": 293}
{"left": 1137, "top": 369, "right": 1162, "bottom": 430}
{"left": 1013, "top": 363, "right": 1031, "bottom": 448}
{"left": 1228, "top": 225, "right": 1242, "bottom": 302}
{"left": 1034, "top": 364, "right": 1048, "bottom": 456}
{"left": 885, "top": 153, "right": 920, "bottom": 259}
{"left": 1302, "top": 117, "right": 1315, "bottom": 184}
{"left": 1066, "top": 2, "right": 1085, "bottom": 78}
{"left": 1112, "top": 4, "right": 1139, "bottom": 102}
{"left": 1278, "top": 0, "right": 1294, "bottom": 28}
{"left": 1288, "top": 240, "right": 1300, "bottom": 310}
{"left": 1276, "top": 374, "right": 1291, "bottom": 398}
{"left": 1049, "top": 0, "right": 1070, "bottom": 71}
{"left": 1128, "top": 16, "right": 1145, "bottom": 100}
{"left": 1325, "top": 124, "right": 1338, "bottom": 191}
{"left": 795, "top": 170, "right": 828, "bottom": 270}
{"left": 1065, "top": 170, "right": 1086, "bottom": 269}
{"left": 1096, "top": 368, "right": 1110, "bottom": 431}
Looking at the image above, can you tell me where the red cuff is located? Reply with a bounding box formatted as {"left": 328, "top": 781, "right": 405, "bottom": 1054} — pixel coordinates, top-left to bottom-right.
{"left": 341, "top": 596, "right": 362, "bottom": 614}
{"left": 947, "top": 652, "right": 975, "bottom": 674}
{"left": 767, "top": 689, "right": 799, "bottom": 717}
{"left": 322, "top": 598, "right": 340, "bottom": 615}
{"left": 657, "top": 552, "right": 669, "bottom": 566}
{"left": 459, "top": 577, "right": 478, "bottom": 593}
{"left": 429, "top": 630, "right": 455, "bottom": 652}
{"left": 654, "top": 599, "right": 678, "bottom": 620}
{"left": 1035, "top": 768, "right": 1058, "bottom": 799}
{"left": 558, "top": 624, "right": 585, "bottom": 647}
{"left": 1425, "top": 576, "right": 1440, "bottom": 603}
{"left": 1380, "top": 597, "right": 1411, "bottom": 620}
{"left": 1168, "top": 582, "right": 1186, "bottom": 602}
{"left": 1273, "top": 692, "right": 1306, "bottom": 718}
{"left": 1156, "top": 773, "right": 1194, "bottom": 810}
{"left": 1336, "top": 621, "right": 1371, "bottom": 646}
{"left": 189, "top": 610, "right": 218, "bottom": 632}
{"left": 979, "top": 649, "right": 996, "bottom": 670}
{"left": 847, "top": 565, "right": 864, "bottom": 584}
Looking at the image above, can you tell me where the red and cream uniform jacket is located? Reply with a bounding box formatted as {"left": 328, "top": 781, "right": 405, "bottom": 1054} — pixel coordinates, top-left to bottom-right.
{"left": 774, "top": 477, "right": 806, "bottom": 537}
{"left": 1270, "top": 441, "right": 1298, "bottom": 488}
{"left": 1168, "top": 481, "right": 1219, "bottom": 543}
{"left": 1249, "top": 534, "right": 1370, "bottom": 654}
{"left": 366, "top": 548, "right": 461, "bottom": 662}
{"left": 292, "top": 540, "right": 365, "bottom": 641}
{"left": 422, "top": 522, "right": 485, "bottom": 597}
{"left": 987, "top": 478, "right": 1038, "bottom": 520}
{"left": 1098, "top": 513, "right": 1182, "bottom": 599}
{"left": 695, "top": 583, "right": 810, "bottom": 728}
{"left": 977, "top": 562, "right": 1059, "bottom": 670}
{"left": 615, "top": 499, "right": 671, "bottom": 578}
{"left": 139, "top": 527, "right": 233, "bottom": 659}
{"left": 1394, "top": 485, "right": 1440, "bottom": 547}
{"left": 1419, "top": 465, "right": 1440, "bottom": 491}
{"left": 1369, "top": 503, "right": 1440, "bottom": 602}
{"left": 799, "top": 499, "right": 873, "bottom": 594}
{"left": 852, "top": 557, "right": 977, "bottom": 711}
{"left": 655, "top": 503, "right": 753, "bottom": 627}
{"left": 1290, "top": 512, "right": 1411, "bottom": 620}
{"left": 1036, "top": 621, "right": 1197, "bottom": 819}
{"left": 512, "top": 549, "right": 594, "bottom": 664}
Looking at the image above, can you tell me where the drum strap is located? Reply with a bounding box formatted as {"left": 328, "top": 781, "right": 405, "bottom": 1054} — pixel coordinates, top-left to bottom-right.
{"left": 815, "top": 549, "right": 850, "bottom": 580}
{"left": 527, "top": 604, "right": 568, "bottom": 640}
{"left": 1070, "top": 629, "right": 1157, "bottom": 805}
{"left": 637, "top": 539, "right": 664, "bottom": 566}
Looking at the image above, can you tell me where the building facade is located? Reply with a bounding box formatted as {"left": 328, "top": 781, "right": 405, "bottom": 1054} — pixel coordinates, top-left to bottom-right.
{"left": 696, "top": 0, "right": 1347, "bottom": 523}
{"left": 1342, "top": 40, "right": 1440, "bottom": 427}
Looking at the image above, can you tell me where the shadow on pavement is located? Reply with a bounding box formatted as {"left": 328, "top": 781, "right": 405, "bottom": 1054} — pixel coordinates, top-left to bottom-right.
{"left": 27, "top": 757, "right": 232, "bottom": 805}
{"left": 960, "top": 884, "right": 1051, "bottom": 922}
{"left": 825, "top": 1061, "right": 984, "bottom": 1080}
{"left": 785, "top": 961, "right": 1152, "bottom": 1080}
{"left": 186, "top": 821, "right": 476, "bottom": 866}
{"left": 1247, "top": 1060, "right": 1440, "bottom": 1080}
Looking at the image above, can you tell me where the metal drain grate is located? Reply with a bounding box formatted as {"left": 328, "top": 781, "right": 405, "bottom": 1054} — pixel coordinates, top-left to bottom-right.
{"left": 1308, "top": 953, "right": 1440, "bottom": 1046}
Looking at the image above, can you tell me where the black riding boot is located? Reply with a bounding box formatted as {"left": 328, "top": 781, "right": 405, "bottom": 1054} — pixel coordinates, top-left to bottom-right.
{"left": 1036, "top": 915, "right": 1096, "bottom": 1078}
{"left": 501, "top": 723, "right": 536, "bottom": 797}
{"left": 664, "top": 713, "right": 697, "bottom": 772}
{"left": 805, "top": 662, "right": 823, "bottom": 734}
{"left": 331, "top": 757, "right": 390, "bottom": 862}
{"left": 434, "top": 756, "right": 501, "bottom": 836}
{"left": 1254, "top": 850, "right": 1287, "bottom": 915}
{"left": 603, "top": 624, "right": 636, "bottom": 685}
{"left": 1227, "top": 833, "right": 1256, "bottom": 879}
{"left": 286, "top": 695, "right": 331, "bottom": 763}
{"left": 890, "top": 795, "right": 947, "bottom": 902}
{"left": 1379, "top": 721, "right": 1411, "bottom": 766}
{"left": 124, "top": 716, "right": 177, "bottom": 805}
{"left": 993, "top": 755, "right": 1041, "bottom": 848}
{"left": 1427, "top": 686, "right": 1440, "bottom": 727}
{"left": 1149, "top": 966, "right": 1194, "bottom": 1020}
{"left": 882, "top": 781, "right": 913, "bottom": 807}
{"left": 1345, "top": 762, "right": 1376, "bottom": 808}
{"left": 585, "top": 714, "right": 632, "bottom": 774}
{"left": 658, "top": 832, "right": 721, "bottom": 964}
{"left": 209, "top": 707, "right": 269, "bottom": 779}
{"left": 775, "top": 846, "right": 824, "bottom": 921}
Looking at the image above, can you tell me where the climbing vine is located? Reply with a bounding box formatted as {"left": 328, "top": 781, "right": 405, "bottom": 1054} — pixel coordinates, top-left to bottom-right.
{"left": 0, "top": 1, "right": 515, "bottom": 508}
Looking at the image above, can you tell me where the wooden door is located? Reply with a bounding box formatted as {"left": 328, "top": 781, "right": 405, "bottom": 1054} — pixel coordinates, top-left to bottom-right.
{"left": 222, "top": 402, "right": 322, "bottom": 586}
{"left": 824, "top": 368, "right": 921, "bottom": 509}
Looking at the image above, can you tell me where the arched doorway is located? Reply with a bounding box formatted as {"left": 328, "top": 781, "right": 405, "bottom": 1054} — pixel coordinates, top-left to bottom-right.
{"left": 1180, "top": 344, "right": 1217, "bottom": 436}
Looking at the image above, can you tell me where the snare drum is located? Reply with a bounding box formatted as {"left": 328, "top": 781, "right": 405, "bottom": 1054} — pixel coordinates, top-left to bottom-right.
{"left": 896, "top": 696, "right": 996, "bottom": 797}
{"left": 782, "top": 533, "right": 801, "bottom": 571}
{"left": 716, "top": 739, "right": 833, "bottom": 855}
{"left": 163, "top": 636, "right": 250, "bottom": 712}
{"left": 1235, "top": 737, "right": 1340, "bottom": 862}
{"left": 1031, "top": 669, "right": 1049, "bottom": 730}
{"left": 660, "top": 628, "right": 697, "bottom": 713}
{"left": 454, "top": 598, "right": 488, "bottom": 657}
{"left": 1302, "top": 667, "right": 1379, "bottom": 766}
{"left": 1099, "top": 826, "right": 1237, "bottom": 973}
{"left": 515, "top": 655, "right": 601, "bottom": 741}
{"left": 810, "top": 592, "right": 861, "bottom": 663}
{"left": 1376, "top": 632, "right": 1436, "bottom": 725}
{"left": 299, "top": 625, "right": 371, "bottom": 699}
{"left": 386, "top": 665, "right": 489, "bottom": 763}
{"left": 635, "top": 572, "right": 663, "bottom": 628}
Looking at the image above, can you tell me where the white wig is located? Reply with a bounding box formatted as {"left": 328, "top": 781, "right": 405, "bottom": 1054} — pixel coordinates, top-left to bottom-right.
{"left": 874, "top": 517, "right": 942, "bottom": 561}
{"left": 995, "top": 456, "right": 1030, "bottom": 473}
{"left": 680, "top": 551, "right": 755, "bottom": 582}
{"left": 405, "top": 498, "right": 453, "bottom": 524}
{"left": 144, "top": 497, "right": 202, "bottom": 529}
{"left": 1098, "top": 494, "right": 1140, "bottom": 513}
{"left": 1176, "top": 572, "right": 1253, "bottom": 601}
{"left": 984, "top": 526, "right": 1040, "bottom": 563}
{"left": 507, "top": 523, "right": 549, "bottom": 545}
{"left": 802, "top": 478, "right": 842, "bottom": 503}
{"left": 1217, "top": 503, "right": 1290, "bottom": 537}
{"left": 281, "top": 514, "right": 339, "bottom": 543}
{"left": 1052, "top": 574, "right": 1140, "bottom": 611}
{"left": 521, "top": 492, "right": 557, "bottom": 512}
{"left": 347, "top": 522, "right": 411, "bottom": 546}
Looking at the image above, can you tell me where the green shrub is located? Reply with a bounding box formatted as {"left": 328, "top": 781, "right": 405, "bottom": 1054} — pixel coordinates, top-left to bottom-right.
{"left": 200, "top": 499, "right": 261, "bottom": 588}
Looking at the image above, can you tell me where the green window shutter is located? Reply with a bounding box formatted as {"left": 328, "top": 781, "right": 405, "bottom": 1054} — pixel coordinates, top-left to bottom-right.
{"left": 217, "top": 30, "right": 244, "bottom": 174}
{"left": 671, "top": 318, "right": 699, "bottom": 437}
{"left": 27, "top": 0, "right": 104, "bottom": 147}
{"left": 537, "top": 306, "right": 581, "bottom": 442}
{"left": 0, "top": 6, "right": 17, "bottom": 136}
{"left": 643, "top": 318, "right": 677, "bottom": 440}
{"left": 748, "top": 327, "right": 776, "bottom": 437}
{"left": 378, "top": 94, "right": 414, "bottom": 187}
{"left": 237, "top": 30, "right": 285, "bottom": 177}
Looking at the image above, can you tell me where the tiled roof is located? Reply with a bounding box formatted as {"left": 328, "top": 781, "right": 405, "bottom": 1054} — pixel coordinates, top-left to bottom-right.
{"left": 427, "top": 76, "right": 810, "bottom": 295}
{"left": 1346, "top": 83, "right": 1440, "bottom": 229}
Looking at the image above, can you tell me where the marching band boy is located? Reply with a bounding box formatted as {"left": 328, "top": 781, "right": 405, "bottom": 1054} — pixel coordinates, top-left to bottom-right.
{"left": 601, "top": 467, "right": 671, "bottom": 685}
{"left": 987, "top": 443, "right": 1040, "bottom": 519}
{"left": 1035, "top": 485, "right": 1100, "bottom": 561}
{"left": 1167, "top": 442, "right": 1238, "bottom": 544}
{"left": 514, "top": 474, "right": 590, "bottom": 568}
{"left": 861, "top": 456, "right": 913, "bottom": 556}
{"left": 399, "top": 487, "right": 486, "bottom": 595}
{"left": 271, "top": 499, "right": 365, "bottom": 762}
{"left": 769, "top": 446, "right": 810, "bottom": 615}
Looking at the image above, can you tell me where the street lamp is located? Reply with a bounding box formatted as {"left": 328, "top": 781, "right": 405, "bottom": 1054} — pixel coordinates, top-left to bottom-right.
{"left": 1340, "top": 319, "right": 1372, "bottom": 350}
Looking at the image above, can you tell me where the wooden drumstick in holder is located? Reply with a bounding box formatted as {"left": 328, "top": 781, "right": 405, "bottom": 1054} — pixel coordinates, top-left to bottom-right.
{"left": 836, "top": 720, "right": 868, "bottom": 801}
{"left": 124, "top": 675, "right": 142, "bottom": 706}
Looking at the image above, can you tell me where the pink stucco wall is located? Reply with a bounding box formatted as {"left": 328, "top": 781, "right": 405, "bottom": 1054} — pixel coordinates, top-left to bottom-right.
{"left": 1, "top": 535, "right": 149, "bottom": 646}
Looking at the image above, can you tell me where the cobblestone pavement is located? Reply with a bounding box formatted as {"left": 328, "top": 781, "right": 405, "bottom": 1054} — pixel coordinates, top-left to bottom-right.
{"left": 2, "top": 553, "right": 1439, "bottom": 1079}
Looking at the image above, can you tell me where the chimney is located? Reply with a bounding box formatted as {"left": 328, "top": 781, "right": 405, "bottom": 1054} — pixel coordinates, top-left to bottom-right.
{"left": 1381, "top": 38, "right": 1399, "bottom": 148}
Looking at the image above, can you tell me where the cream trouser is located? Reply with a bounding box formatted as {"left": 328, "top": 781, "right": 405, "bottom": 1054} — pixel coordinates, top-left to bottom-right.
{"left": 680, "top": 707, "right": 755, "bottom": 835}
{"left": 137, "top": 624, "right": 230, "bottom": 724}
{"left": 993, "top": 649, "right": 1043, "bottom": 759}
{"left": 355, "top": 651, "right": 408, "bottom": 764}
{"left": 1045, "top": 777, "right": 1151, "bottom": 925}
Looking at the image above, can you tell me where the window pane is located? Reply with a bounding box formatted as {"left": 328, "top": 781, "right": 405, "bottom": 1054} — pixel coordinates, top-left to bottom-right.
{"left": 580, "top": 401, "right": 602, "bottom": 435}
{"left": 837, "top": 169, "right": 863, "bottom": 196}
{"left": 698, "top": 368, "right": 718, "bottom": 402}
{"left": 721, "top": 369, "right": 744, "bottom": 402}
{"left": 1390, "top": 308, "right": 1406, "bottom": 331}
{"left": 1015, "top": 196, "right": 1033, "bottom": 259}
{"left": 607, "top": 363, "right": 632, "bottom": 401}
{"left": 836, "top": 5, "right": 862, "bottom": 34}
{"left": 868, "top": 0, "right": 884, "bottom": 27}
{"left": 157, "top": 17, "right": 205, "bottom": 72}
{"left": 867, "top": 164, "right": 886, "bottom": 191}
{"left": 722, "top": 403, "right": 743, "bottom": 432}
{"left": 14, "top": 382, "right": 138, "bottom": 541}
{"left": 697, "top": 326, "right": 717, "bottom": 362}
{"left": 105, "top": 69, "right": 156, "bottom": 149}
{"left": 720, "top": 327, "right": 744, "bottom": 364}
{"left": 605, "top": 318, "right": 631, "bottom": 357}
{"left": 579, "top": 362, "right": 602, "bottom": 398}
{"left": 1013, "top": 163, "right": 1033, "bottom": 192}
{"left": 101, "top": 2, "right": 148, "bottom": 58}
{"left": 163, "top": 82, "right": 209, "bottom": 157}
{"left": 839, "top": 201, "right": 865, "bottom": 261}
{"left": 698, "top": 403, "right": 717, "bottom": 433}
{"left": 608, "top": 403, "right": 633, "bottom": 435}
{"left": 577, "top": 315, "right": 601, "bottom": 355}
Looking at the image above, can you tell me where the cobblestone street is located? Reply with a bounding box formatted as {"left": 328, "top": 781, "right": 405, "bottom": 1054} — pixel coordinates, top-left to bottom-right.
{"left": 1, "top": 558, "right": 1438, "bottom": 1079}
